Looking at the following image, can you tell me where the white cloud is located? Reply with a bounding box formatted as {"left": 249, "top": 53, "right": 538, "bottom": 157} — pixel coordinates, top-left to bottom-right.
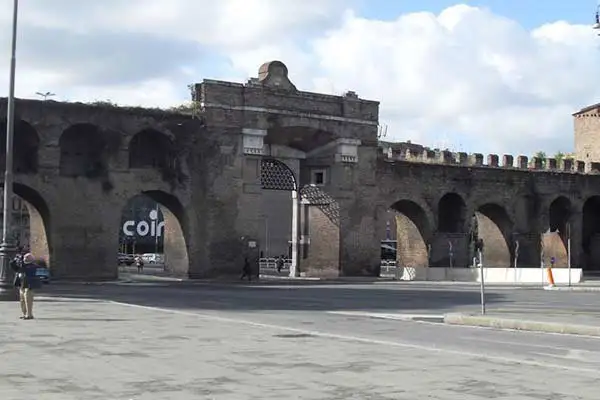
{"left": 304, "top": 6, "right": 600, "bottom": 155}
{"left": 0, "top": 1, "right": 598, "bottom": 155}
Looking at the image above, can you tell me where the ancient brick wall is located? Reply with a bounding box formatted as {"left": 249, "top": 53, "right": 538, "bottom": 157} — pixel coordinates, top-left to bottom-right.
{"left": 376, "top": 153, "right": 600, "bottom": 271}
{"left": 394, "top": 213, "right": 428, "bottom": 268}
{"left": 0, "top": 98, "right": 211, "bottom": 280}
{"left": 301, "top": 205, "right": 340, "bottom": 277}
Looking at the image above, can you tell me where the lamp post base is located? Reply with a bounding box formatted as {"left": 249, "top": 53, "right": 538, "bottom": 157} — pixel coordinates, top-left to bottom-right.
{"left": 0, "top": 242, "right": 17, "bottom": 301}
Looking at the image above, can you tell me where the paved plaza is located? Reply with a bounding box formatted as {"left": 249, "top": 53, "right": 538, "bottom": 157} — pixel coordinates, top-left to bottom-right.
{"left": 1, "top": 281, "right": 599, "bottom": 399}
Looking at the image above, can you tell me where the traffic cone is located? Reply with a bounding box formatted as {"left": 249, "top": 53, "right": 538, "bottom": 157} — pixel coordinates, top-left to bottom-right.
{"left": 546, "top": 267, "right": 555, "bottom": 287}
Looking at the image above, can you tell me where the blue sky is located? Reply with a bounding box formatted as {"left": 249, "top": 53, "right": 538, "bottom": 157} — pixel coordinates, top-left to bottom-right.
{"left": 357, "top": 0, "right": 596, "bottom": 28}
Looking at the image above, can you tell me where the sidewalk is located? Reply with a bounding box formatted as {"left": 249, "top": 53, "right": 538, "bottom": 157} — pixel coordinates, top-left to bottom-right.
{"left": 444, "top": 311, "right": 600, "bottom": 337}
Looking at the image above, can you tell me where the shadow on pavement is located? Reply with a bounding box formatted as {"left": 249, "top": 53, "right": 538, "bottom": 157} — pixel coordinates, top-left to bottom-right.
{"left": 35, "top": 281, "right": 508, "bottom": 314}
{"left": 34, "top": 317, "right": 131, "bottom": 322}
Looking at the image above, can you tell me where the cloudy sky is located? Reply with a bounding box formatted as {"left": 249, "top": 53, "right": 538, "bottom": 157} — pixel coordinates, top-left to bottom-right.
{"left": 0, "top": 0, "right": 599, "bottom": 156}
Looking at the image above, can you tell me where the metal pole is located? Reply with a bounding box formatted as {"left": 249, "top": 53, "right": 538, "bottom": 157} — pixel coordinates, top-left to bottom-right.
{"left": 448, "top": 241, "right": 453, "bottom": 281}
{"left": 0, "top": 0, "right": 19, "bottom": 301}
{"left": 479, "top": 249, "right": 485, "bottom": 314}
{"left": 540, "top": 232, "right": 545, "bottom": 287}
{"left": 514, "top": 240, "right": 519, "bottom": 284}
{"left": 265, "top": 216, "right": 269, "bottom": 258}
{"left": 567, "top": 223, "right": 572, "bottom": 287}
{"left": 154, "top": 203, "right": 159, "bottom": 255}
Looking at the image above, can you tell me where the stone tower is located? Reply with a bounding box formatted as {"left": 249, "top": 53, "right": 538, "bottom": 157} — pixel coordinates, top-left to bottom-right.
{"left": 573, "top": 102, "right": 600, "bottom": 164}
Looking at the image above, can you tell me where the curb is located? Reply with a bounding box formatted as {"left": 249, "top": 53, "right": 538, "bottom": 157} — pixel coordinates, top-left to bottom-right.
{"left": 444, "top": 313, "right": 600, "bottom": 337}
{"left": 544, "top": 285, "right": 600, "bottom": 292}
{"left": 327, "top": 311, "right": 444, "bottom": 323}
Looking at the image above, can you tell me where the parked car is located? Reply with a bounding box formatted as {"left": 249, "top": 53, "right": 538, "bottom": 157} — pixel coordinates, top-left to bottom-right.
{"left": 141, "top": 253, "right": 164, "bottom": 264}
{"left": 35, "top": 266, "right": 50, "bottom": 284}
{"left": 118, "top": 253, "right": 135, "bottom": 266}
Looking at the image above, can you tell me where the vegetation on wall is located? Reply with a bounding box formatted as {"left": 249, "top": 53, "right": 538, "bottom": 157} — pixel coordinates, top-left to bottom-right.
{"left": 531, "top": 151, "right": 575, "bottom": 168}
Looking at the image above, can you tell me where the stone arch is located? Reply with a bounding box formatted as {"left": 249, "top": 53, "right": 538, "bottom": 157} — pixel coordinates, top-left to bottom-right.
{"left": 258, "top": 157, "right": 298, "bottom": 277}
{"left": 12, "top": 183, "right": 51, "bottom": 268}
{"left": 549, "top": 196, "right": 571, "bottom": 239}
{"left": 128, "top": 129, "right": 174, "bottom": 170}
{"left": 59, "top": 123, "right": 107, "bottom": 178}
{"left": 582, "top": 196, "right": 600, "bottom": 271}
{"left": 390, "top": 199, "right": 431, "bottom": 268}
{"left": 0, "top": 119, "right": 40, "bottom": 174}
{"left": 438, "top": 192, "right": 466, "bottom": 233}
{"left": 119, "top": 190, "right": 189, "bottom": 276}
{"left": 474, "top": 203, "right": 513, "bottom": 267}
{"left": 544, "top": 196, "right": 571, "bottom": 267}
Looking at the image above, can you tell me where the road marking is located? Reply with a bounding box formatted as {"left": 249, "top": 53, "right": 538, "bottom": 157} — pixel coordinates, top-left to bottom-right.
{"left": 107, "top": 300, "right": 598, "bottom": 375}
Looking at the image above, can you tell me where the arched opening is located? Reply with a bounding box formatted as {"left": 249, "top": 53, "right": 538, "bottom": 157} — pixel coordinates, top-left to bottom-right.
{"left": 128, "top": 129, "right": 174, "bottom": 170}
{"left": 582, "top": 196, "right": 600, "bottom": 271}
{"left": 59, "top": 123, "right": 107, "bottom": 178}
{"left": 474, "top": 203, "right": 512, "bottom": 268}
{"left": 438, "top": 193, "right": 466, "bottom": 233}
{"left": 544, "top": 196, "right": 571, "bottom": 268}
{"left": 1, "top": 183, "right": 52, "bottom": 269}
{"left": 117, "top": 191, "right": 188, "bottom": 277}
{"left": 549, "top": 196, "right": 571, "bottom": 240}
{"left": 0, "top": 119, "right": 40, "bottom": 174}
{"left": 388, "top": 200, "right": 431, "bottom": 269}
{"left": 257, "top": 158, "right": 298, "bottom": 277}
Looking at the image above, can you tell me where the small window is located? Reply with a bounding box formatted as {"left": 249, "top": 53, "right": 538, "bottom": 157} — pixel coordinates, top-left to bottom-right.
{"left": 315, "top": 172, "right": 324, "bottom": 185}
{"left": 311, "top": 169, "right": 326, "bottom": 186}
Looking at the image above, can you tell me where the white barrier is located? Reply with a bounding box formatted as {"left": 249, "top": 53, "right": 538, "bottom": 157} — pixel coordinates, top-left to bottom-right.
{"left": 259, "top": 258, "right": 291, "bottom": 273}
{"left": 386, "top": 266, "right": 583, "bottom": 284}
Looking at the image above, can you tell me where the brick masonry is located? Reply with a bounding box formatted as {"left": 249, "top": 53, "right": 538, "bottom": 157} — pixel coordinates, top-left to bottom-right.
{"left": 2, "top": 61, "right": 600, "bottom": 279}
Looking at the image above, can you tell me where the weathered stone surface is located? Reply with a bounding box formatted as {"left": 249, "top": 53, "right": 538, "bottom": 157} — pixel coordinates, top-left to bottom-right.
{"left": 3, "top": 61, "right": 600, "bottom": 279}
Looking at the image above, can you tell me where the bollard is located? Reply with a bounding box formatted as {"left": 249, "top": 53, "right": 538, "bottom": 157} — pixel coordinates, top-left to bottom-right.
{"left": 546, "top": 267, "right": 555, "bottom": 287}
{"left": 546, "top": 257, "right": 556, "bottom": 288}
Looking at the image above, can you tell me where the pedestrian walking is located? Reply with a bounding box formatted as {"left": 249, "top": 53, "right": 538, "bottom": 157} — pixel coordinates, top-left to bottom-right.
{"left": 240, "top": 257, "right": 252, "bottom": 281}
{"left": 11, "top": 252, "right": 42, "bottom": 320}
{"left": 135, "top": 255, "right": 144, "bottom": 273}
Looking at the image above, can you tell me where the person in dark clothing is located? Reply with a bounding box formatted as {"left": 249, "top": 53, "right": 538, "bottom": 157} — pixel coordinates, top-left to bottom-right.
{"left": 240, "top": 257, "right": 252, "bottom": 281}
{"left": 276, "top": 256, "right": 284, "bottom": 273}
{"left": 135, "top": 255, "right": 144, "bottom": 273}
{"left": 11, "top": 252, "right": 42, "bottom": 320}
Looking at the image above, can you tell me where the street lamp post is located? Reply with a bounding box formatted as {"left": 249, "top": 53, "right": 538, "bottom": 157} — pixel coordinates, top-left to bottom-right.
{"left": 0, "top": 0, "right": 19, "bottom": 301}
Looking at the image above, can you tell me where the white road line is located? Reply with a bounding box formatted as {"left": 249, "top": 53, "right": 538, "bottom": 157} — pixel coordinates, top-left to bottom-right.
{"left": 107, "top": 300, "right": 598, "bottom": 375}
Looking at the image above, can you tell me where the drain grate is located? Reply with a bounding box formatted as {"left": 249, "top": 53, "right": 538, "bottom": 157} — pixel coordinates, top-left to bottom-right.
{"left": 273, "top": 333, "right": 314, "bottom": 339}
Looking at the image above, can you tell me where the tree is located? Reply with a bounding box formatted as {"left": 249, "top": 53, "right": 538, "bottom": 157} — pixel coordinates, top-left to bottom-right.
{"left": 554, "top": 152, "right": 565, "bottom": 164}
{"left": 531, "top": 151, "right": 547, "bottom": 168}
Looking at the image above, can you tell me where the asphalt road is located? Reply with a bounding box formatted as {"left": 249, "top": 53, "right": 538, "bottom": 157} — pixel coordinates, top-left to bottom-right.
{"left": 2, "top": 281, "right": 599, "bottom": 399}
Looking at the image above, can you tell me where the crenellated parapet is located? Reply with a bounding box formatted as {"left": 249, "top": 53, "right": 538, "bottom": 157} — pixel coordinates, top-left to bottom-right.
{"left": 381, "top": 142, "right": 594, "bottom": 174}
